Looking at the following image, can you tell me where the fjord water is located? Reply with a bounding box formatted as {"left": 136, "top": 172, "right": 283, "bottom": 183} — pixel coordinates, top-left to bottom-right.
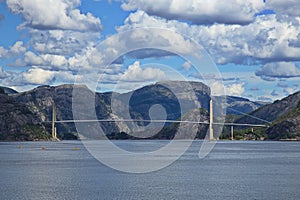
{"left": 1, "top": 141, "right": 299, "bottom": 200}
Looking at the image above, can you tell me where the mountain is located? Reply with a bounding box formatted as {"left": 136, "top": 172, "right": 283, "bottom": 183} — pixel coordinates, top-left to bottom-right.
{"left": 223, "top": 96, "right": 268, "bottom": 115}
{"left": 0, "top": 86, "right": 18, "bottom": 95}
{"left": 0, "top": 91, "right": 49, "bottom": 141}
{"left": 0, "top": 81, "right": 267, "bottom": 141}
{"left": 13, "top": 84, "right": 119, "bottom": 140}
{"left": 265, "top": 99, "right": 300, "bottom": 140}
{"left": 236, "top": 91, "right": 300, "bottom": 124}
{"left": 107, "top": 81, "right": 211, "bottom": 139}
{"left": 233, "top": 91, "right": 300, "bottom": 140}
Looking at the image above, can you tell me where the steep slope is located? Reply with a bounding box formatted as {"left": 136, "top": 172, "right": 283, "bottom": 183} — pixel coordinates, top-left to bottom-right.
{"left": 224, "top": 96, "right": 267, "bottom": 115}
{"left": 119, "top": 81, "right": 211, "bottom": 121}
{"left": 0, "top": 86, "right": 18, "bottom": 94}
{"left": 108, "top": 81, "right": 211, "bottom": 139}
{"left": 266, "top": 101, "right": 300, "bottom": 140}
{"left": 1, "top": 81, "right": 268, "bottom": 140}
{"left": 0, "top": 93, "right": 49, "bottom": 141}
{"left": 13, "top": 84, "right": 118, "bottom": 139}
{"left": 236, "top": 91, "right": 300, "bottom": 125}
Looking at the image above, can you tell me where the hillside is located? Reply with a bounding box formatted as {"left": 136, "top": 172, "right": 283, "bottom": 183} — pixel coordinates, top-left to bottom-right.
{"left": 236, "top": 91, "right": 300, "bottom": 124}
{"left": 0, "top": 81, "right": 267, "bottom": 141}
{"left": 266, "top": 101, "right": 300, "bottom": 140}
{"left": 0, "top": 92, "right": 49, "bottom": 141}
{"left": 0, "top": 86, "right": 18, "bottom": 95}
{"left": 233, "top": 91, "right": 300, "bottom": 140}
{"left": 13, "top": 84, "right": 119, "bottom": 140}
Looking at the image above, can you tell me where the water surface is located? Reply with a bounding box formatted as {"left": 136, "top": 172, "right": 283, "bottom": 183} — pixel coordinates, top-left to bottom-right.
{"left": 0, "top": 140, "right": 299, "bottom": 200}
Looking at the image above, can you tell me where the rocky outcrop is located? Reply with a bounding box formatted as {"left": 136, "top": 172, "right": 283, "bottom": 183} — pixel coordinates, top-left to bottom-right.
{"left": 266, "top": 101, "right": 300, "bottom": 140}
{"left": 13, "top": 84, "right": 118, "bottom": 139}
{"left": 0, "top": 81, "right": 268, "bottom": 141}
{"left": 236, "top": 91, "right": 300, "bottom": 124}
{"left": 0, "top": 93, "right": 49, "bottom": 141}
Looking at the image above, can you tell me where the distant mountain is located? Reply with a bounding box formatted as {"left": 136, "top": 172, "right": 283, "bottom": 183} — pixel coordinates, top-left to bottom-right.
{"left": 229, "top": 96, "right": 268, "bottom": 114}
{"left": 216, "top": 95, "right": 268, "bottom": 115}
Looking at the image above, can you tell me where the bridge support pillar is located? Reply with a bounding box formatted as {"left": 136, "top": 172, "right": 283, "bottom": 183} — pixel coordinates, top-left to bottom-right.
{"left": 209, "top": 99, "right": 214, "bottom": 141}
{"left": 231, "top": 126, "right": 234, "bottom": 140}
{"left": 52, "top": 101, "right": 58, "bottom": 141}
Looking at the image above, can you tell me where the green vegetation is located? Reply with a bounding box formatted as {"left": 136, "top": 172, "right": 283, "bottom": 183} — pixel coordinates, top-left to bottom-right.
{"left": 24, "top": 124, "right": 51, "bottom": 140}
{"left": 220, "top": 126, "right": 267, "bottom": 140}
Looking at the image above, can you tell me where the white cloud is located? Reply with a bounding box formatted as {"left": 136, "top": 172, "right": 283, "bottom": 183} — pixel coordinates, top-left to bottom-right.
{"left": 121, "top": 0, "right": 265, "bottom": 25}
{"left": 0, "top": 46, "right": 8, "bottom": 58}
{"left": 24, "top": 51, "right": 43, "bottom": 66}
{"left": 115, "top": 22, "right": 198, "bottom": 59}
{"left": 283, "top": 85, "right": 299, "bottom": 95}
{"left": 211, "top": 81, "right": 225, "bottom": 96}
{"left": 120, "top": 61, "right": 166, "bottom": 82}
{"left": 7, "top": 0, "right": 102, "bottom": 32}
{"left": 119, "top": 11, "right": 300, "bottom": 65}
{"left": 256, "top": 62, "right": 300, "bottom": 79}
{"left": 28, "top": 30, "right": 100, "bottom": 55}
{"left": 10, "top": 41, "right": 26, "bottom": 54}
{"left": 0, "top": 66, "right": 6, "bottom": 78}
{"left": 266, "top": 0, "right": 300, "bottom": 17}
{"left": 211, "top": 81, "right": 245, "bottom": 96}
{"left": 226, "top": 83, "right": 245, "bottom": 96}
{"left": 182, "top": 61, "right": 192, "bottom": 72}
{"left": 23, "top": 68, "right": 55, "bottom": 84}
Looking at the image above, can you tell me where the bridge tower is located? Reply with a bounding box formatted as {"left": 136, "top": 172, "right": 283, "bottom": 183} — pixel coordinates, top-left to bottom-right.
{"left": 51, "top": 101, "right": 58, "bottom": 141}
{"left": 209, "top": 99, "right": 214, "bottom": 141}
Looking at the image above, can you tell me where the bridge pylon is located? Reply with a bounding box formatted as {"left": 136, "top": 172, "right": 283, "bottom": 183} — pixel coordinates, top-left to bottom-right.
{"left": 209, "top": 99, "right": 214, "bottom": 141}
{"left": 51, "top": 101, "right": 59, "bottom": 141}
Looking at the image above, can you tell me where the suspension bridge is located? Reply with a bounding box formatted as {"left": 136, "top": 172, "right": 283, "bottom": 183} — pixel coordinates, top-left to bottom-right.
{"left": 49, "top": 99, "right": 270, "bottom": 141}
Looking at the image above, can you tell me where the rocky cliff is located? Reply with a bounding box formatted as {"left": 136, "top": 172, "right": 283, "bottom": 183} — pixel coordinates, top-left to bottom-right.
{"left": 233, "top": 91, "right": 300, "bottom": 140}
{"left": 0, "top": 81, "right": 269, "bottom": 141}
{"left": 0, "top": 92, "right": 49, "bottom": 141}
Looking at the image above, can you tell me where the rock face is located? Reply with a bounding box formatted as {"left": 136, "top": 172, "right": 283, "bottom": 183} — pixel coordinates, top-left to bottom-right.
{"left": 266, "top": 100, "right": 300, "bottom": 140}
{"left": 0, "top": 93, "right": 49, "bottom": 141}
{"left": 234, "top": 91, "right": 300, "bottom": 140}
{"left": 0, "top": 86, "right": 18, "bottom": 94}
{"left": 107, "top": 81, "right": 211, "bottom": 139}
{"left": 237, "top": 91, "right": 300, "bottom": 124}
{"left": 223, "top": 96, "right": 267, "bottom": 115}
{"left": 13, "top": 84, "right": 118, "bottom": 140}
{"left": 0, "top": 81, "right": 267, "bottom": 141}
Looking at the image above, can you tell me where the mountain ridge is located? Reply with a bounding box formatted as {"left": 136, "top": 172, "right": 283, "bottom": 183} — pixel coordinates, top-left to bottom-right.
{"left": 2, "top": 81, "right": 297, "bottom": 141}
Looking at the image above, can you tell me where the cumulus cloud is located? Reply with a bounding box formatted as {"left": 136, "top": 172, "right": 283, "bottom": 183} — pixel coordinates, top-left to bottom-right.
{"left": 120, "top": 61, "right": 166, "bottom": 82}
{"left": 121, "top": 0, "right": 265, "bottom": 25}
{"left": 182, "top": 61, "right": 192, "bottom": 72}
{"left": 23, "top": 68, "right": 55, "bottom": 85}
{"left": 266, "top": 0, "right": 300, "bottom": 17}
{"left": 256, "top": 62, "right": 300, "bottom": 79}
{"left": 7, "top": 0, "right": 102, "bottom": 32}
{"left": 0, "top": 66, "right": 6, "bottom": 78}
{"left": 118, "top": 11, "right": 300, "bottom": 65}
{"left": 9, "top": 41, "right": 26, "bottom": 54}
{"left": 226, "top": 83, "right": 245, "bottom": 96}
{"left": 0, "top": 46, "right": 8, "bottom": 58}
{"left": 29, "top": 29, "right": 101, "bottom": 55}
{"left": 210, "top": 81, "right": 245, "bottom": 96}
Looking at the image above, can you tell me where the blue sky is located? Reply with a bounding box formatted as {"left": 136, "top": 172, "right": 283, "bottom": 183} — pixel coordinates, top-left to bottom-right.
{"left": 0, "top": 0, "right": 300, "bottom": 102}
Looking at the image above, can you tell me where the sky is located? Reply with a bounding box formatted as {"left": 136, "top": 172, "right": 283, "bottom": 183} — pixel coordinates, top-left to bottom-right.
{"left": 0, "top": 0, "right": 300, "bottom": 102}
